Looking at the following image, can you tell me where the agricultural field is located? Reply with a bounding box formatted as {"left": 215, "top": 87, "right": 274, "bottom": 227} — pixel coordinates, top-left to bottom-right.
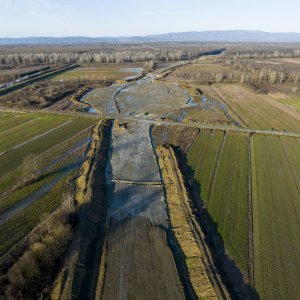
{"left": 187, "top": 129, "right": 225, "bottom": 202}
{"left": 268, "top": 93, "right": 300, "bottom": 111}
{"left": 251, "top": 135, "right": 300, "bottom": 299}
{"left": 213, "top": 83, "right": 300, "bottom": 131}
{"left": 185, "top": 129, "right": 300, "bottom": 299}
{"left": 208, "top": 132, "right": 249, "bottom": 273}
{"left": 187, "top": 130, "right": 249, "bottom": 273}
{"left": 52, "top": 64, "right": 144, "bottom": 81}
{"left": 0, "top": 112, "right": 96, "bottom": 263}
{"left": 163, "top": 58, "right": 240, "bottom": 84}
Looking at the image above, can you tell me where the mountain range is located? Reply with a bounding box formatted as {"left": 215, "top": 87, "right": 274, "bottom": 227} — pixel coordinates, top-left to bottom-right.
{"left": 1, "top": 30, "right": 300, "bottom": 45}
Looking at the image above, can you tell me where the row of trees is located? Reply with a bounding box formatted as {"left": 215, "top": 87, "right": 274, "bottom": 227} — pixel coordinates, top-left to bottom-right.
{"left": 223, "top": 59, "right": 300, "bottom": 84}
{"left": 225, "top": 46, "right": 300, "bottom": 59}
{"left": 0, "top": 48, "right": 208, "bottom": 67}
{"left": 172, "top": 68, "right": 299, "bottom": 86}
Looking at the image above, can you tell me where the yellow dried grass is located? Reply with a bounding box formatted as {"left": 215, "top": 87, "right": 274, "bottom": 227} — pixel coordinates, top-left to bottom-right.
{"left": 157, "top": 146, "right": 217, "bottom": 299}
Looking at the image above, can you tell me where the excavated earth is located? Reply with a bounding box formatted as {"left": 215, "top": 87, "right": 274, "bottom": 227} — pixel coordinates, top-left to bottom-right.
{"left": 101, "top": 121, "right": 185, "bottom": 299}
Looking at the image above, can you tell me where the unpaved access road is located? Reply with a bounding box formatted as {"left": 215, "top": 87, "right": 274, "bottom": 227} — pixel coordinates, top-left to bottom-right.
{"left": 101, "top": 121, "right": 185, "bottom": 300}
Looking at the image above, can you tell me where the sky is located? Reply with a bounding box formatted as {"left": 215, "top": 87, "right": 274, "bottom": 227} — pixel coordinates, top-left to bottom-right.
{"left": 0, "top": 0, "right": 299, "bottom": 37}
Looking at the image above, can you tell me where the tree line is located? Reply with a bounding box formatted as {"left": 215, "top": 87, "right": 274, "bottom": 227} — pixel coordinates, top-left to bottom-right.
{"left": 0, "top": 48, "right": 216, "bottom": 68}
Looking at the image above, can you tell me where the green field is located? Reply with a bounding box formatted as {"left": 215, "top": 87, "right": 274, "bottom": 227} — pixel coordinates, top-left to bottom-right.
{"left": 277, "top": 97, "right": 300, "bottom": 111}
{"left": 0, "top": 112, "right": 97, "bottom": 260}
{"left": 187, "top": 130, "right": 300, "bottom": 299}
{"left": 0, "top": 115, "right": 70, "bottom": 153}
{"left": 0, "top": 116, "right": 95, "bottom": 176}
{"left": 0, "top": 114, "right": 35, "bottom": 133}
{"left": 0, "top": 178, "right": 69, "bottom": 257}
{"left": 0, "top": 128, "right": 90, "bottom": 195}
{"left": 208, "top": 132, "right": 249, "bottom": 272}
{"left": 251, "top": 135, "right": 300, "bottom": 299}
{"left": 187, "top": 129, "right": 224, "bottom": 202}
{"left": 213, "top": 84, "right": 300, "bottom": 132}
{"left": 52, "top": 64, "right": 143, "bottom": 81}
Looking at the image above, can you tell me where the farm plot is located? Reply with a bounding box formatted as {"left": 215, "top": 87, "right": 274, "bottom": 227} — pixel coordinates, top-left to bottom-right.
{"left": 208, "top": 132, "right": 249, "bottom": 273}
{"left": 52, "top": 64, "right": 143, "bottom": 81}
{"left": 251, "top": 135, "right": 300, "bottom": 300}
{"left": 0, "top": 177, "right": 70, "bottom": 258}
{"left": 0, "top": 114, "right": 35, "bottom": 133}
{"left": 187, "top": 131, "right": 249, "bottom": 273}
{"left": 0, "top": 117, "right": 95, "bottom": 176}
{"left": 186, "top": 130, "right": 300, "bottom": 298}
{"left": 163, "top": 59, "right": 239, "bottom": 84}
{"left": 0, "top": 134, "right": 90, "bottom": 216}
{"left": 0, "top": 115, "right": 70, "bottom": 154}
{"left": 278, "top": 97, "right": 300, "bottom": 111}
{"left": 0, "top": 113, "right": 97, "bottom": 261}
{"left": 0, "top": 127, "right": 92, "bottom": 195}
{"left": 213, "top": 84, "right": 300, "bottom": 131}
{"left": 187, "top": 129, "right": 225, "bottom": 202}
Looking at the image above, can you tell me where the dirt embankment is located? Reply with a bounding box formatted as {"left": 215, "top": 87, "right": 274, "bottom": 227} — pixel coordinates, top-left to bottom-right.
{"left": 157, "top": 145, "right": 230, "bottom": 299}
{"left": 152, "top": 125, "right": 199, "bottom": 153}
{"left": 51, "top": 120, "right": 112, "bottom": 300}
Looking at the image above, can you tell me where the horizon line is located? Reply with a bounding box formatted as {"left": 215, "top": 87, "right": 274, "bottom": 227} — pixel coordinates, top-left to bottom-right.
{"left": 1, "top": 29, "right": 300, "bottom": 39}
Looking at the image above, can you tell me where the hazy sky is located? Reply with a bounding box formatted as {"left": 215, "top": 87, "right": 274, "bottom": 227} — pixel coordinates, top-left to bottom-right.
{"left": 1, "top": 0, "right": 299, "bottom": 37}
